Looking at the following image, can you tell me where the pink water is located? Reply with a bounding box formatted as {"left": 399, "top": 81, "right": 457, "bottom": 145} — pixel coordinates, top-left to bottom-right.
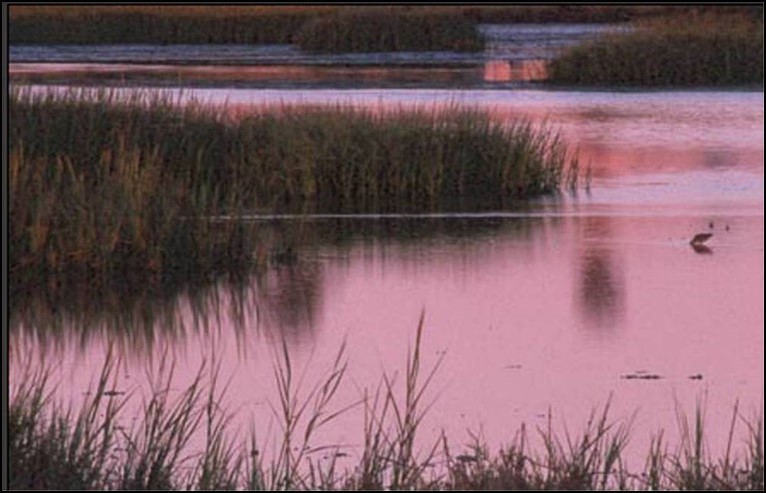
{"left": 10, "top": 88, "right": 764, "bottom": 467}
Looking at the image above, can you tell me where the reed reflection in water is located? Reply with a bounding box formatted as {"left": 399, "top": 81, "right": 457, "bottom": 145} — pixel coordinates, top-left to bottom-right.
{"left": 9, "top": 213, "right": 552, "bottom": 361}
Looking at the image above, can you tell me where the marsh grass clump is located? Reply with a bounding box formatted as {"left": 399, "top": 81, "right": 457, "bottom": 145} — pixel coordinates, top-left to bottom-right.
{"left": 9, "top": 88, "right": 256, "bottom": 297}
{"left": 10, "top": 88, "right": 580, "bottom": 295}
{"left": 293, "top": 7, "right": 483, "bottom": 53}
{"left": 548, "top": 13, "right": 764, "bottom": 87}
{"left": 8, "top": 6, "right": 330, "bottom": 45}
{"left": 9, "top": 5, "right": 483, "bottom": 52}
{"left": 237, "top": 104, "right": 578, "bottom": 211}
{"left": 11, "top": 6, "right": 761, "bottom": 47}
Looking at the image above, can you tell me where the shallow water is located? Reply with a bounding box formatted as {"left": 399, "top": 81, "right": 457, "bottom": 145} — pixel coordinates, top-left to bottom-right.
{"left": 9, "top": 22, "right": 764, "bottom": 465}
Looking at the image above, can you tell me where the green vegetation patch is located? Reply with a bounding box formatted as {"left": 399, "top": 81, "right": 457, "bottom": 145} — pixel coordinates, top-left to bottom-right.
{"left": 294, "top": 7, "right": 483, "bottom": 52}
{"left": 9, "top": 89, "right": 580, "bottom": 293}
{"left": 8, "top": 6, "right": 328, "bottom": 45}
{"left": 8, "top": 5, "right": 483, "bottom": 52}
{"left": 548, "top": 14, "right": 764, "bottom": 87}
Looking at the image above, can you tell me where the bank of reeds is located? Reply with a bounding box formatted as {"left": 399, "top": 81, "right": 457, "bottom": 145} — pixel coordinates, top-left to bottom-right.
{"left": 9, "top": 93, "right": 252, "bottom": 299}
{"left": 293, "top": 8, "right": 482, "bottom": 52}
{"left": 8, "top": 6, "right": 481, "bottom": 51}
{"left": 8, "top": 6, "right": 331, "bottom": 45}
{"left": 9, "top": 318, "right": 764, "bottom": 490}
{"left": 10, "top": 88, "right": 580, "bottom": 295}
{"left": 463, "top": 5, "right": 762, "bottom": 24}
{"left": 13, "top": 6, "right": 759, "bottom": 51}
{"left": 548, "top": 13, "right": 764, "bottom": 87}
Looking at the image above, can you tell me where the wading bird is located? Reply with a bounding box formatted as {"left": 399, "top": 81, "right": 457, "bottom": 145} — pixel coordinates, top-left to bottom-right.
{"left": 690, "top": 233, "right": 713, "bottom": 246}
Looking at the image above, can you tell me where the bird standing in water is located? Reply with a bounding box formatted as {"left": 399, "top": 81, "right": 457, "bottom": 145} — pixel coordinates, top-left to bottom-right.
{"left": 690, "top": 233, "right": 713, "bottom": 246}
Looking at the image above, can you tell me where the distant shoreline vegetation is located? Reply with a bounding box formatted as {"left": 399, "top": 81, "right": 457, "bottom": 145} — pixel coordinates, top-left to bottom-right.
{"left": 9, "top": 88, "right": 581, "bottom": 293}
{"left": 9, "top": 5, "right": 761, "bottom": 52}
{"left": 293, "top": 9, "right": 482, "bottom": 53}
{"left": 547, "top": 13, "right": 764, "bottom": 87}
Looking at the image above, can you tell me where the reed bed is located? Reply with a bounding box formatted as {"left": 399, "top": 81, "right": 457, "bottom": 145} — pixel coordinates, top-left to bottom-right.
{"left": 9, "top": 5, "right": 481, "bottom": 51}
{"left": 463, "top": 5, "right": 762, "bottom": 24}
{"left": 10, "top": 88, "right": 579, "bottom": 294}
{"left": 547, "top": 13, "right": 764, "bottom": 87}
{"left": 293, "top": 8, "right": 482, "bottom": 53}
{"left": 8, "top": 6, "right": 332, "bottom": 45}
{"left": 9, "top": 88, "right": 256, "bottom": 299}
{"left": 9, "top": 318, "right": 764, "bottom": 490}
{"left": 12, "top": 6, "right": 761, "bottom": 47}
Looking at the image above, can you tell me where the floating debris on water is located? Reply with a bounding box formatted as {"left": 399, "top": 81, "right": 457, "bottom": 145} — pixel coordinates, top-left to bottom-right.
{"left": 621, "top": 373, "right": 663, "bottom": 380}
{"left": 688, "top": 374, "right": 704, "bottom": 380}
{"left": 101, "top": 390, "right": 126, "bottom": 397}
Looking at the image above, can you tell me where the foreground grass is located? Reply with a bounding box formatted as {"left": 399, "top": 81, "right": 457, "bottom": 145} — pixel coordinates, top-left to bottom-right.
{"left": 9, "top": 318, "right": 764, "bottom": 490}
{"left": 10, "top": 88, "right": 580, "bottom": 295}
{"left": 548, "top": 13, "right": 764, "bottom": 87}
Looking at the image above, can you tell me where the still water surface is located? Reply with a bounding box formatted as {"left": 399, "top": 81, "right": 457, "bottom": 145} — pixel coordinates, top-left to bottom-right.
{"left": 9, "top": 71, "right": 764, "bottom": 462}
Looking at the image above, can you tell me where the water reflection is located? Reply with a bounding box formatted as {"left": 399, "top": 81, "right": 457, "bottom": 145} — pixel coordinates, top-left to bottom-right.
{"left": 9, "top": 63, "right": 481, "bottom": 89}
{"left": 9, "top": 214, "right": 552, "bottom": 359}
{"left": 483, "top": 59, "right": 546, "bottom": 82}
{"left": 257, "top": 260, "right": 324, "bottom": 341}
{"left": 9, "top": 275, "right": 258, "bottom": 361}
{"left": 691, "top": 243, "right": 714, "bottom": 255}
{"left": 576, "top": 217, "right": 625, "bottom": 330}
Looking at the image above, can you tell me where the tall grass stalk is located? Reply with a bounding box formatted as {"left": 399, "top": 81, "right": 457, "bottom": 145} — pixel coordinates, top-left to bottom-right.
{"left": 263, "top": 339, "right": 352, "bottom": 490}
{"left": 344, "top": 312, "right": 445, "bottom": 490}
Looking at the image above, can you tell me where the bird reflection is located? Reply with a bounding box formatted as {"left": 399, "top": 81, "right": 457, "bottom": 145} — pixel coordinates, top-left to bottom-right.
{"left": 691, "top": 243, "right": 713, "bottom": 255}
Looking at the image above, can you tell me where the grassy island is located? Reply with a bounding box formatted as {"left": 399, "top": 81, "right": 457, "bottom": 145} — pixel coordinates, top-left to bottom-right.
{"left": 547, "top": 13, "right": 764, "bottom": 87}
{"left": 10, "top": 89, "right": 580, "bottom": 294}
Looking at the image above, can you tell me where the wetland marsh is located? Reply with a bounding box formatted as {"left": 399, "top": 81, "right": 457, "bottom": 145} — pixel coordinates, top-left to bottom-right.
{"left": 7, "top": 7, "right": 764, "bottom": 490}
